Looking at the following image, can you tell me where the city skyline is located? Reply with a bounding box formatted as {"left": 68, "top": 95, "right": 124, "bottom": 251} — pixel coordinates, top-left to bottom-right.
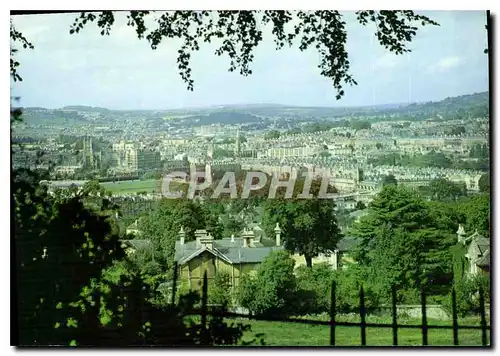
{"left": 11, "top": 11, "right": 489, "bottom": 110}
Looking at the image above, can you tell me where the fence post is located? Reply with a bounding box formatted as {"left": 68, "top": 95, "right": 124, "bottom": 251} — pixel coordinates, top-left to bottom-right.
{"left": 201, "top": 271, "right": 208, "bottom": 345}
{"left": 421, "top": 287, "right": 428, "bottom": 346}
{"left": 359, "top": 286, "right": 366, "bottom": 346}
{"left": 451, "top": 287, "right": 459, "bottom": 346}
{"left": 391, "top": 285, "right": 398, "bottom": 346}
{"left": 172, "top": 262, "right": 178, "bottom": 305}
{"left": 330, "top": 281, "right": 336, "bottom": 346}
{"left": 479, "top": 286, "right": 488, "bottom": 346}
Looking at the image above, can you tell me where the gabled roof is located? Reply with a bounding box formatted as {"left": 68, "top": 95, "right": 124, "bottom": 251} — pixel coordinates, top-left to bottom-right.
{"left": 465, "top": 230, "right": 487, "bottom": 244}
{"left": 177, "top": 246, "right": 233, "bottom": 265}
{"left": 475, "top": 237, "right": 490, "bottom": 252}
{"left": 467, "top": 232, "right": 489, "bottom": 253}
{"left": 174, "top": 237, "right": 283, "bottom": 265}
{"left": 476, "top": 249, "right": 490, "bottom": 267}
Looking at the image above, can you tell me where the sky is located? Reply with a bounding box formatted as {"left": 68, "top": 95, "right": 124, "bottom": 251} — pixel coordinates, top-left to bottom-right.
{"left": 10, "top": 11, "right": 489, "bottom": 110}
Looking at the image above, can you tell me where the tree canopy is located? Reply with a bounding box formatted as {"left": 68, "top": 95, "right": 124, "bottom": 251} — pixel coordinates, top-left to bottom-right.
{"left": 419, "top": 178, "right": 467, "bottom": 201}
{"left": 237, "top": 250, "right": 297, "bottom": 317}
{"left": 11, "top": 11, "right": 438, "bottom": 99}
{"left": 381, "top": 174, "right": 397, "bottom": 187}
{"left": 479, "top": 173, "right": 490, "bottom": 192}
{"left": 349, "top": 185, "right": 458, "bottom": 296}
{"left": 262, "top": 178, "right": 342, "bottom": 267}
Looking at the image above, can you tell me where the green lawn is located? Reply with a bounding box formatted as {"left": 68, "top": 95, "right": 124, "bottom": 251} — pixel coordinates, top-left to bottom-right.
{"left": 238, "top": 320, "right": 489, "bottom": 346}
{"left": 195, "top": 314, "right": 490, "bottom": 347}
{"left": 100, "top": 179, "right": 184, "bottom": 194}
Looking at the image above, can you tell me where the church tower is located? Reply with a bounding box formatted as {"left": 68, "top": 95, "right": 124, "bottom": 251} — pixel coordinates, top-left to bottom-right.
{"left": 88, "top": 137, "right": 94, "bottom": 168}
{"left": 82, "top": 136, "right": 95, "bottom": 170}
{"left": 235, "top": 128, "right": 241, "bottom": 158}
{"left": 205, "top": 143, "right": 213, "bottom": 184}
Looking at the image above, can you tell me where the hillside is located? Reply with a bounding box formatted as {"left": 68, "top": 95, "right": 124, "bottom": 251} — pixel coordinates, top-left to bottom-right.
{"left": 16, "top": 91, "right": 489, "bottom": 127}
{"left": 181, "top": 111, "right": 265, "bottom": 125}
{"left": 19, "top": 109, "right": 90, "bottom": 127}
{"left": 385, "top": 91, "right": 489, "bottom": 120}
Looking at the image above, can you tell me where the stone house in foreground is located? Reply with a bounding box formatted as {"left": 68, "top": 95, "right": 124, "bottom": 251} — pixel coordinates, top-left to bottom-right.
{"left": 174, "top": 225, "right": 284, "bottom": 289}
{"left": 175, "top": 223, "right": 359, "bottom": 289}
{"left": 123, "top": 221, "right": 359, "bottom": 290}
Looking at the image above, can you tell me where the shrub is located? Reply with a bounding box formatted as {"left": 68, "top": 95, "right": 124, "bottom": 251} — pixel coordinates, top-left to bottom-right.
{"left": 397, "top": 288, "right": 420, "bottom": 304}
{"left": 208, "top": 271, "right": 232, "bottom": 308}
{"left": 235, "top": 251, "right": 297, "bottom": 317}
{"left": 442, "top": 275, "right": 490, "bottom": 317}
{"left": 333, "top": 266, "right": 380, "bottom": 313}
{"left": 295, "top": 263, "right": 336, "bottom": 314}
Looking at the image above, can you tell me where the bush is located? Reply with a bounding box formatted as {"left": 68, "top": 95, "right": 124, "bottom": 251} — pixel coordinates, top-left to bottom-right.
{"left": 208, "top": 271, "right": 232, "bottom": 308}
{"left": 235, "top": 251, "right": 297, "bottom": 317}
{"left": 397, "top": 288, "right": 420, "bottom": 304}
{"left": 295, "top": 263, "right": 336, "bottom": 315}
{"left": 442, "top": 275, "right": 490, "bottom": 317}
{"left": 333, "top": 266, "right": 381, "bottom": 313}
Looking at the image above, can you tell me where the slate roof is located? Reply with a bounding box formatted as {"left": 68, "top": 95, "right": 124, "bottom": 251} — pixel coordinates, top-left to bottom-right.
{"left": 466, "top": 231, "right": 490, "bottom": 268}
{"left": 477, "top": 249, "right": 490, "bottom": 267}
{"left": 475, "top": 237, "right": 490, "bottom": 254}
{"left": 174, "top": 237, "right": 283, "bottom": 265}
{"left": 473, "top": 236, "right": 490, "bottom": 267}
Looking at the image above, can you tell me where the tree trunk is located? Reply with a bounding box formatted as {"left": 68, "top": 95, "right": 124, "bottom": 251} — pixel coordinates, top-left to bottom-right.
{"left": 305, "top": 255, "right": 313, "bottom": 268}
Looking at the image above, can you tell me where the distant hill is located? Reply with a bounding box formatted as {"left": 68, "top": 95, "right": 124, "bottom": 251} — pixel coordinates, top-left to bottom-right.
{"left": 224, "top": 92, "right": 489, "bottom": 120}
{"left": 62, "top": 105, "right": 110, "bottom": 113}
{"left": 385, "top": 91, "right": 489, "bottom": 120}
{"left": 19, "top": 108, "right": 90, "bottom": 126}
{"left": 17, "top": 91, "right": 488, "bottom": 126}
{"left": 181, "top": 111, "right": 264, "bottom": 125}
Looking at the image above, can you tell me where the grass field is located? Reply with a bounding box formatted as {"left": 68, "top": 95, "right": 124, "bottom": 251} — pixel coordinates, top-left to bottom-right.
{"left": 100, "top": 179, "right": 186, "bottom": 194}
{"left": 189, "top": 314, "right": 490, "bottom": 346}
{"left": 100, "top": 179, "right": 161, "bottom": 194}
{"left": 238, "top": 319, "right": 490, "bottom": 346}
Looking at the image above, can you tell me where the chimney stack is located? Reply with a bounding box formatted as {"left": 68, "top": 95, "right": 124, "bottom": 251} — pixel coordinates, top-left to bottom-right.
{"left": 197, "top": 230, "right": 213, "bottom": 250}
{"left": 242, "top": 228, "right": 253, "bottom": 247}
{"left": 179, "top": 226, "right": 185, "bottom": 245}
{"left": 274, "top": 222, "right": 282, "bottom": 246}
{"left": 457, "top": 224, "right": 466, "bottom": 244}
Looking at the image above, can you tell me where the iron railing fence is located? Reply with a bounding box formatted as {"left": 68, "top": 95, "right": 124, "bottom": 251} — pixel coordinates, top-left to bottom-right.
{"left": 174, "top": 269, "right": 491, "bottom": 347}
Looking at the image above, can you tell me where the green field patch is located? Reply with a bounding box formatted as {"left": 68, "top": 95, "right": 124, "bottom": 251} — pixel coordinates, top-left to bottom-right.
{"left": 100, "top": 179, "right": 185, "bottom": 194}
{"left": 185, "top": 314, "right": 489, "bottom": 346}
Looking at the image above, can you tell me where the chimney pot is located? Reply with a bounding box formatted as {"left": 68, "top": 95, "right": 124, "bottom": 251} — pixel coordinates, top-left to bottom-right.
{"left": 274, "top": 223, "right": 282, "bottom": 246}
{"left": 179, "top": 226, "right": 185, "bottom": 245}
{"left": 242, "top": 229, "right": 253, "bottom": 247}
{"left": 457, "top": 224, "right": 466, "bottom": 244}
